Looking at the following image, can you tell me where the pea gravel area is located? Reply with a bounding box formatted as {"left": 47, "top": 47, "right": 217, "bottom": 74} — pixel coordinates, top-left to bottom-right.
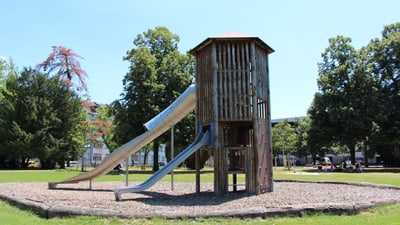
{"left": 0, "top": 181, "right": 400, "bottom": 219}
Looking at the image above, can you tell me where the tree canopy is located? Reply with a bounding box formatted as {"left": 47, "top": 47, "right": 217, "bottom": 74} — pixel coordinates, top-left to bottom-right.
{"left": 37, "top": 46, "right": 88, "bottom": 92}
{"left": 364, "top": 23, "right": 400, "bottom": 165}
{"left": 308, "top": 23, "right": 400, "bottom": 165}
{"left": 112, "top": 26, "right": 195, "bottom": 171}
{"left": 0, "top": 68, "right": 86, "bottom": 169}
{"left": 0, "top": 58, "right": 18, "bottom": 98}
{"left": 272, "top": 119, "right": 297, "bottom": 158}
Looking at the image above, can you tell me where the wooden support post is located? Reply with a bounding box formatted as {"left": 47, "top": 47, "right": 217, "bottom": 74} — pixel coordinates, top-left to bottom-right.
{"left": 233, "top": 173, "right": 237, "bottom": 192}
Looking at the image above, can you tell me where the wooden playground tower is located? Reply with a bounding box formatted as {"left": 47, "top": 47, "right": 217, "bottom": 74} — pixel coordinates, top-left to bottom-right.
{"left": 189, "top": 33, "right": 274, "bottom": 195}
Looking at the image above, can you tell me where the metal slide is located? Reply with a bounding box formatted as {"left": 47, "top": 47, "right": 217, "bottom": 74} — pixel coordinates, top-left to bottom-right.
{"left": 114, "top": 131, "right": 209, "bottom": 201}
{"left": 49, "top": 84, "right": 196, "bottom": 187}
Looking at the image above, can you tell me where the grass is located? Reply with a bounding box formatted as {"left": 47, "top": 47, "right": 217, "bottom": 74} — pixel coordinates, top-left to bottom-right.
{"left": 0, "top": 169, "right": 82, "bottom": 183}
{"left": 274, "top": 167, "right": 400, "bottom": 186}
{"left": 0, "top": 166, "right": 400, "bottom": 224}
{"left": 1, "top": 166, "right": 399, "bottom": 186}
{"left": 1, "top": 199, "right": 399, "bottom": 225}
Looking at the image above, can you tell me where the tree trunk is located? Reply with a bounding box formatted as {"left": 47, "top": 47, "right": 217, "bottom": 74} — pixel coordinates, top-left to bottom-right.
{"left": 349, "top": 143, "right": 356, "bottom": 165}
{"left": 58, "top": 159, "right": 66, "bottom": 169}
{"left": 153, "top": 140, "right": 159, "bottom": 172}
{"left": 58, "top": 155, "right": 66, "bottom": 169}
{"left": 143, "top": 151, "right": 149, "bottom": 170}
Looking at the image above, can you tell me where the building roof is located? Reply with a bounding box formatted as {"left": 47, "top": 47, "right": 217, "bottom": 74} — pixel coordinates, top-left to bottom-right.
{"left": 271, "top": 116, "right": 308, "bottom": 126}
{"left": 81, "top": 101, "right": 107, "bottom": 115}
{"left": 189, "top": 32, "right": 274, "bottom": 55}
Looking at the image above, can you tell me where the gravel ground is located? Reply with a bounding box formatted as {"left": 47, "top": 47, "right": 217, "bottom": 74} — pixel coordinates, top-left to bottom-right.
{"left": 0, "top": 181, "right": 400, "bottom": 219}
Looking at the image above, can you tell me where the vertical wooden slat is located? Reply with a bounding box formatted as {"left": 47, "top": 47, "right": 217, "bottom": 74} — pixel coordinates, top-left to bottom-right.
{"left": 245, "top": 42, "right": 251, "bottom": 119}
{"left": 216, "top": 43, "right": 221, "bottom": 120}
{"left": 250, "top": 42, "right": 258, "bottom": 194}
{"left": 265, "top": 50, "right": 273, "bottom": 192}
{"left": 221, "top": 44, "right": 229, "bottom": 120}
{"left": 226, "top": 42, "right": 232, "bottom": 120}
{"left": 199, "top": 49, "right": 203, "bottom": 123}
{"left": 235, "top": 42, "right": 240, "bottom": 120}
{"left": 196, "top": 50, "right": 201, "bottom": 124}
{"left": 240, "top": 42, "right": 245, "bottom": 120}
{"left": 212, "top": 42, "right": 218, "bottom": 128}
{"left": 223, "top": 43, "right": 228, "bottom": 121}
{"left": 242, "top": 42, "right": 247, "bottom": 120}
{"left": 237, "top": 42, "right": 246, "bottom": 120}
{"left": 231, "top": 42, "right": 237, "bottom": 120}
{"left": 211, "top": 46, "right": 214, "bottom": 121}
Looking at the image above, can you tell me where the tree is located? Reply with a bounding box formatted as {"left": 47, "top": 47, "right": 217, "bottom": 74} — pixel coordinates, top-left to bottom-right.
{"left": 0, "top": 58, "right": 18, "bottom": 167}
{"left": 272, "top": 119, "right": 296, "bottom": 167}
{"left": 37, "top": 46, "right": 88, "bottom": 91}
{"left": 364, "top": 23, "right": 400, "bottom": 165}
{"left": 293, "top": 117, "right": 310, "bottom": 163}
{"left": 0, "top": 68, "right": 86, "bottom": 169}
{"left": 308, "top": 24, "right": 400, "bottom": 166}
{"left": 0, "top": 58, "right": 18, "bottom": 98}
{"left": 46, "top": 80, "right": 87, "bottom": 169}
{"left": 308, "top": 36, "right": 361, "bottom": 164}
{"left": 89, "top": 105, "right": 118, "bottom": 153}
{"left": 112, "top": 27, "right": 195, "bottom": 171}
{"left": 77, "top": 102, "right": 118, "bottom": 167}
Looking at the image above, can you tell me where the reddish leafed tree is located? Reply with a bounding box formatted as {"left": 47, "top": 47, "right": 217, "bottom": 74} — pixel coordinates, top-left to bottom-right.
{"left": 37, "top": 46, "right": 88, "bottom": 91}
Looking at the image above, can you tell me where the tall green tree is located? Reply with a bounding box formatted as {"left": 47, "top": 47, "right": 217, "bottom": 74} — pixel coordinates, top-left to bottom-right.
{"left": 0, "top": 58, "right": 18, "bottom": 98}
{"left": 308, "top": 23, "right": 400, "bottom": 166}
{"left": 364, "top": 23, "right": 400, "bottom": 165}
{"left": 0, "top": 68, "right": 85, "bottom": 169}
{"left": 0, "top": 58, "right": 18, "bottom": 167}
{"left": 112, "top": 27, "right": 195, "bottom": 171}
{"left": 308, "top": 36, "right": 362, "bottom": 163}
{"left": 272, "top": 119, "right": 297, "bottom": 167}
{"left": 293, "top": 117, "right": 310, "bottom": 162}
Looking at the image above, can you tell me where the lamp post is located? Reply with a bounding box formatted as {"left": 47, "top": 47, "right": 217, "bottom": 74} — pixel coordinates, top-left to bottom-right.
{"left": 293, "top": 155, "right": 296, "bottom": 173}
{"left": 81, "top": 143, "right": 90, "bottom": 172}
{"left": 293, "top": 126, "right": 298, "bottom": 173}
{"left": 170, "top": 125, "right": 174, "bottom": 191}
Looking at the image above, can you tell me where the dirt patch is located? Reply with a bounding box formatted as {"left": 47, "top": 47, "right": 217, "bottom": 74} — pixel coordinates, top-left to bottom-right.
{"left": 0, "top": 181, "right": 399, "bottom": 219}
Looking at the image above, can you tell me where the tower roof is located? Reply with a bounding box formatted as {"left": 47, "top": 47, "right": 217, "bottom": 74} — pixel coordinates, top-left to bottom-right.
{"left": 189, "top": 32, "right": 274, "bottom": 55}
{"left": 214, "top": 32, "right": 252, "bottom": 38}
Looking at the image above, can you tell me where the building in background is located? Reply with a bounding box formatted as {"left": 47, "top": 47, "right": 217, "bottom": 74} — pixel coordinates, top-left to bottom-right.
{"left": 76, "top": 101, "right": 167, "bottom": 168}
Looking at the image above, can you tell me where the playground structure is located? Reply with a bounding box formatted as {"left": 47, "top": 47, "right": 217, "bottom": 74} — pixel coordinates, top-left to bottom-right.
{"left": 49, "top": 33, "right": 274, "bottom": 200}
{"left": 189, "top": 33, "right": 274, "bottom": 195}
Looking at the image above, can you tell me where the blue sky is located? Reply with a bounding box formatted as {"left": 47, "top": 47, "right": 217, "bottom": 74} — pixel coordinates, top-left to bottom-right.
{"left": 1, "top": 0, "right": 399, "bottom": 119}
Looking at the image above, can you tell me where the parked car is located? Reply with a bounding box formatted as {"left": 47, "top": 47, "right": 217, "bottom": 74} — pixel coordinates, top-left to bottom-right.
{"left": 65, "top": 161, "right": 79, "bottom": 167}
{"left": 28, "top": 160, "right": 40, "bottom": 168}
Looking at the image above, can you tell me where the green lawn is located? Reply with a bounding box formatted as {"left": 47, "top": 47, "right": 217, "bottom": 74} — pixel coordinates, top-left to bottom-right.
{"left": 0, "top": 167, "right": 399, "bottom": 225}
{"left": 3, "top": 166, "right": 397, "bottom": 186}
{"left": 274, "top": 167, "right": 400, "bottom": 186}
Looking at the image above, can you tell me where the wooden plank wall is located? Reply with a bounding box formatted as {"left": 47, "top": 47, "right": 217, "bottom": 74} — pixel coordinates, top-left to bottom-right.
{"left": 255, "top": 46, "right": 269, "bottom": 119}
{"left": 255, "top": 118, "right": 273, "bottom": 193}
{"left": 196, "top": 40, "right": 263, "bottom": 123}
{"left": 215, "top": 41, "right": 252, "bottom": 122}
{"left": 194, "top": 38, "right": 273, "bottom": 195}
{"left": 254, "top": 43, "right": 273, "bottom": 193}
{"left": 195, "top": 44, "right": 214, "bottom": 125}
{"left": 255, "top": 46, "right": 269, "bottom": 102}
